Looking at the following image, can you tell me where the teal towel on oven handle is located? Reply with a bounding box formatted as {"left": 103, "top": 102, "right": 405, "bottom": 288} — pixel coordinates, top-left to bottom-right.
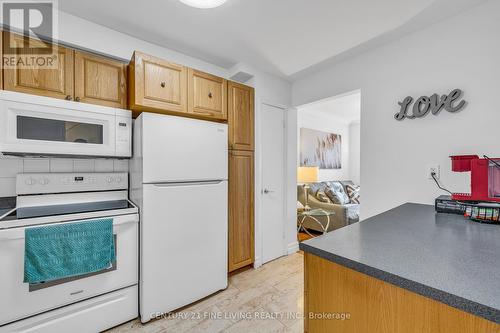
{"left": 24, "top": 218, "right": 115, "bottom": 284}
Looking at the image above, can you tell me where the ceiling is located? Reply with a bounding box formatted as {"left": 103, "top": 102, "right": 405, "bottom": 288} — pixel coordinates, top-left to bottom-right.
{"left": 299, "top": 91, "right": 361, "bottom": 124}
{"left": 59, "top": 0, "right": 488, "bottom": 79}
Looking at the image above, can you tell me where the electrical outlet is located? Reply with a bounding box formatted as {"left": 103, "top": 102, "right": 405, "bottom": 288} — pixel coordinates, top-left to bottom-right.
{"left": 427, "top": 164, "right": 440, "bottom": 180}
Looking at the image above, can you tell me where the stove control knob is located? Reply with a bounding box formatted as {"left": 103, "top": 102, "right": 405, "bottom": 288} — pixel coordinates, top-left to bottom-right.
{"left": 106, "top": 176, "right": 113, "bottom": 183}
{"left": 39, "top": 178, "right": 49, "bottom": 185}
{"left": 114, "top": 176, "right": 122, "bottom": 183}
{"left": 25, "top": 177, "right": 36, "bottom": 185}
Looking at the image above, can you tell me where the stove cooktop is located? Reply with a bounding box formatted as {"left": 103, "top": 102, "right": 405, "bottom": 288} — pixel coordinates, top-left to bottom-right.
{"left": 0, "top": 200, "right": 134, "bottom": 221}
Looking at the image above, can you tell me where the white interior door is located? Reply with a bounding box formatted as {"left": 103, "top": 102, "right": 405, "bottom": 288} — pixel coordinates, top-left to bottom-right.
{"left": 261, "top": 104, "right": 286, "bottom": 264}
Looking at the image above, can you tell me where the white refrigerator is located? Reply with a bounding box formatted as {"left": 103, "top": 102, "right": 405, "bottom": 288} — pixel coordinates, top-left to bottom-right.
{"left": 130, "top": 113, "right": 228, "bottom": 323}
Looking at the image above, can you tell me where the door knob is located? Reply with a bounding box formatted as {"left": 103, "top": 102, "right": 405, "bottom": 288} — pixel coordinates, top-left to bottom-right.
{"left": 263, "top": 189, "right": 275, "bottom": 194}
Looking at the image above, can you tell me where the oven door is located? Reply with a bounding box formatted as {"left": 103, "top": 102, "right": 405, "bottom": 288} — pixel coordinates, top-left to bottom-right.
{"left": 0, "top": 92, "right": 119, "bottom": 157}
{"left": 0, "top": 214, "right": 138, "bottom": 326}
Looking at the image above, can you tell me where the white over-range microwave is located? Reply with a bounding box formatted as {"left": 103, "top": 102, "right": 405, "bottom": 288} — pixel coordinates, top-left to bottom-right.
{"left": 0, "top": 91, "right": 132, "bottom": 158}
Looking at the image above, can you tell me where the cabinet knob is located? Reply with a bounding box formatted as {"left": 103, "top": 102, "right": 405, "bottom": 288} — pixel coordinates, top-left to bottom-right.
{"left": 75, "top": 97, "right": 80, "bottom": 102}
{"left": 208, "top": 92, "right": 213, "bottom": 98}
{"left": 65, "top": 95, "right": 72, "bottom": 101}
{"left": 160, "top": 82, "right": 166, "bottom": 88}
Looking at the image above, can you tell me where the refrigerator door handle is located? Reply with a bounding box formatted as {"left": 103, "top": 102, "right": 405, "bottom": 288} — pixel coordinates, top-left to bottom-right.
{"left": 149, "top": 180, "right": 226, "bottom": 187}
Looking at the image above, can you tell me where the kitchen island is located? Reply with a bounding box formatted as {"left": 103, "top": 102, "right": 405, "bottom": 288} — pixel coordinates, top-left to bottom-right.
{"left": 300, "top": 203, "right": 500, "bottom": 333}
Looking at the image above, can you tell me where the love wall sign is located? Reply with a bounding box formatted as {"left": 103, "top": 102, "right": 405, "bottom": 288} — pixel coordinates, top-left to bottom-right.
{"left": 395, "top": 89, "right": 467, "bottom": 121}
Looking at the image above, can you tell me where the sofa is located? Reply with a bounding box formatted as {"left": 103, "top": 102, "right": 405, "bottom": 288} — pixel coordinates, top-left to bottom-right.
{"left": 297, "top": 181, "right": 360, "bottom": 233}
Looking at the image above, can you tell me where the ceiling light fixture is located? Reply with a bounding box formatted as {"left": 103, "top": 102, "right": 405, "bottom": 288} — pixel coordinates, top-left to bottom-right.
{"left": 179, "top": 0, "right": 227, "bottom": 9}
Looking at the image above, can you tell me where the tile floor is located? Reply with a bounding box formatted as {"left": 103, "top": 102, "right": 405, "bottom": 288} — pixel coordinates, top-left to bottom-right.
{"left": 107, "top": 252, "right": 304, "bottom": 333}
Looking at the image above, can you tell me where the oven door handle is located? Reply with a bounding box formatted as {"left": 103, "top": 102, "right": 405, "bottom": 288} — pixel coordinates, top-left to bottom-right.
{"left": 0, "top": 216, "right": 138, "bottom": 241}
{"left": 0, "top": 233, "right": 24, "bottom": 240}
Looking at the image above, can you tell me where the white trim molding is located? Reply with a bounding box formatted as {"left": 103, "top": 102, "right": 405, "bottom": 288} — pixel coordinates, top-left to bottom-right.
{"left": 287, "top": 241, "right": 299, "bottom": 255}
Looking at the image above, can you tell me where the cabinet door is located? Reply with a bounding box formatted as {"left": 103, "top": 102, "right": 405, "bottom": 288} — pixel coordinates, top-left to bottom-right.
{"left": 188, "top": 69, "right": 227, "bottom": 120}
{"left": 130, "top": 51, "right": 187, "bottom": 114}
{"left": 74, "top": 51, "right": 127, "bottom": 108}
{"left": 228, "top": 81, "right": 254, "bottom": 151}
{"left": 228, "top": 150, "right": 254, "bottom": 272}
{"left": 3, "top": 32, "right": 74, "bottom": 100}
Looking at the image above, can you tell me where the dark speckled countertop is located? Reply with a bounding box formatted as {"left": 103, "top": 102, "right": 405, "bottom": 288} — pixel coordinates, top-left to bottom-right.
{"left": 299, "top": 203, "right": 500, "bottom": 324}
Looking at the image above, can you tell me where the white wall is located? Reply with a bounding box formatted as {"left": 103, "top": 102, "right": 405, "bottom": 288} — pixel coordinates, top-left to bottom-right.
{"left": 57, "top": 12, "right": 229, "bottom": 78}
{"left": 297, "top": 111, "right": 351, "bottom": 181}
{"left": 292, "top": 0, "right": 500, "bottom": 219}
{"left": 349, "top": 121, "right": 360, "bottom": 185}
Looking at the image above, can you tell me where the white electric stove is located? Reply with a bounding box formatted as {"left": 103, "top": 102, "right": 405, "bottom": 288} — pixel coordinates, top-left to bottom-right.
{"left": 0, "top": 172, "right": 139, "bottom": 333}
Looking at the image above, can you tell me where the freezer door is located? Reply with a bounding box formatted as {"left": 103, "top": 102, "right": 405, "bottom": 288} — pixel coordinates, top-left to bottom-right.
{"left": 140, "top": 181, "right": 228, "bottom": 322}
{"left": 141, "top": 113, "right": 228, "bottom": 183}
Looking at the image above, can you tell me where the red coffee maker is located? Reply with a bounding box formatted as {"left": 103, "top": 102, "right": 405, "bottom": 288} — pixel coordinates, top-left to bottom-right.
{"left": 450, "top": 155, "right": 500, "bottom": 203}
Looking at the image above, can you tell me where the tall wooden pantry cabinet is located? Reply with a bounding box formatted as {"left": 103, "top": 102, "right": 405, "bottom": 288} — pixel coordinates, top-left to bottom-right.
{"left": 228, "top": 81, "right": 255, "bottom": 272}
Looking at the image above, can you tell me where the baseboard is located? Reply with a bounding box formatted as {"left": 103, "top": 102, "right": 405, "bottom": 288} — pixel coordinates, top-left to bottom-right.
{"left": 287, "top": 241, "right": 299, "bottom": 255}
{"left": 253, "top": 257, "right": 262, "bottom": 268}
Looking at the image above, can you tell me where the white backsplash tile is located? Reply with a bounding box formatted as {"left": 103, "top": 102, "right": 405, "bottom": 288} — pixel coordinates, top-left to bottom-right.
{"left": 74, "top": 159, "right": 95, "bottom": 172}
{"left": 95, "top": 159, "right": 114, "bottom": 172}
{"left": 23, "top": 158, "right": 50, "bottom": 173}
{"left": 49, "top": 158, "right": 74, "bottom": 173}
{"left": 113, "top": 159, "right": 129, "bottom": 172}
{"left": 0, "top": 157, "right": 23, "bottom": 178}
{"left": 0, "top": 178, "right": 16, "bottom": 197}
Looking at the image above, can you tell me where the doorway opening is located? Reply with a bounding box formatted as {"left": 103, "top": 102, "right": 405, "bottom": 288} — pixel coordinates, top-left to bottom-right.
{"left": 296, "top": 90, "right": 361, "bottom": 242}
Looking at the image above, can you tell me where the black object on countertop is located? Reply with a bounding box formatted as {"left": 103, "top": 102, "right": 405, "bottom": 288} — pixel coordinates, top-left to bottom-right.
{"left": 435, "top": 195, "right": 468, "bottom": 214}
{"left": 300, "top": 203, "right": 500, "bottom": 324}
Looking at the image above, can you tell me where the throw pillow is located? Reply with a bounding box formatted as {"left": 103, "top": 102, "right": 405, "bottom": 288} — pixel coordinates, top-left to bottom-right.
{"left": 346, "top": 185, "right": 360, "bottom": 204}
{"left": 308, "top": 183, "right": 325, "bottom": 196}
{"left": 325, "top": 187, "right": 350, "bottom": 205}
{"left": 315, "top": 190, "right": 330, "bottom": 203}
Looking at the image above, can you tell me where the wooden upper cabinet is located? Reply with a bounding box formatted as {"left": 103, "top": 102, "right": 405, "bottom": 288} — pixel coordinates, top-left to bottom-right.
{"left": 3, "top": 32, "right": 74, "bottom": 100}
{"left": 74, "top": 51, "right": 127, "bottom": 108}
{"left": 129, "top": 51, "right": 187, "bottom": 115}
{"left": 188, "top": 69, "right": 227, "bottom": 121}
{"left": 228, "top": 150, "right": 254, "bottom": 272}
{"left": 228, "top": 81, "right": 254, "bottom": 151}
